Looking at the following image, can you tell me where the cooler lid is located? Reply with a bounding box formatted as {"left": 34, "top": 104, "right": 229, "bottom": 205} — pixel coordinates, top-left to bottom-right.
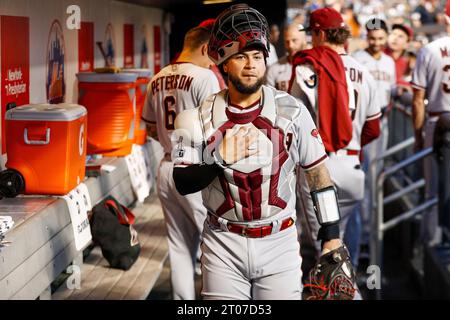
{"left": 122, "top": 68, "right": 152, "bottom": 78}
{"left": 6, "top": 103, "right": 87, "bottom": 121}
{"left": 76, "top": 72, "right": 138, "bottom": 83}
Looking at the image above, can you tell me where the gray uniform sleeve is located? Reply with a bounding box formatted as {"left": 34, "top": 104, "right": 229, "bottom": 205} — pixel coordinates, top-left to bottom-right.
{"left": 141, "top": 86, "right": 156, "bottom": 123}
{"left": 411, "top": 47, "right": 428, "bottom": 90}
{"left": 195, "top": 70, "right": 221, "bottom": 104}
{"left": 296, "top": 107, "right": 328, "bottom": 170}
{"left": 265, "top": 63, "right": 277, "bottom": 88}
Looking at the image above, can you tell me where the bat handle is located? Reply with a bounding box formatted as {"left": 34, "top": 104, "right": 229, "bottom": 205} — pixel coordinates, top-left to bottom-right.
{"left": 96, "top": 41, "right": 110, "bottom": 67}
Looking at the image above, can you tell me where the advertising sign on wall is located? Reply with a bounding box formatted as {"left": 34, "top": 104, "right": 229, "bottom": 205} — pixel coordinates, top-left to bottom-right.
{"left": 124, "top": 24, "right": 134, "bottom": 68}
{"left": 1, "top": 15, "right": 30, "bottom": 154}
{"left": 153, "top": 25, "right": 161, "bottom": 74}
{"left": 78, "top": 22, "right": 94, "bottom": 72}
{"left": 46, "top": 20, "right": 66, "bottom": 104}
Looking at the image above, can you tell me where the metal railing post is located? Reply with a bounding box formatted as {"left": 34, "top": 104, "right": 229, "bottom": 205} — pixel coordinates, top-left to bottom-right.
{"left": 374, "top": 171, "right": 385, "bottom": 300}
{"left": 369, "top": 137, "right": 434, "bottom": 300}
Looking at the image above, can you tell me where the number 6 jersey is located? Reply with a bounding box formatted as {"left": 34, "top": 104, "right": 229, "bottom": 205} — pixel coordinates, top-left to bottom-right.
{"left": 141, "top": 62, "right": 220, "bottom": 155}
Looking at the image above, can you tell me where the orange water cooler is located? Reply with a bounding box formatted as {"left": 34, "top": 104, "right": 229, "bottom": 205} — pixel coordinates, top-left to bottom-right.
{"left": 123, "top": 69, "right": 152, "bottom": 145}
{"left": 0, "top": 104, "right": 87, "bottom": 197}
{"left": 76, "top": 72, "right": 138, "bottom": 156}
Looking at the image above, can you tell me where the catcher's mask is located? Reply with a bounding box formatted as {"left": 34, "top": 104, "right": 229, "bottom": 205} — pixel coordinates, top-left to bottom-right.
{"left": 208, "top": 4, "right": 270, "bottom": 66}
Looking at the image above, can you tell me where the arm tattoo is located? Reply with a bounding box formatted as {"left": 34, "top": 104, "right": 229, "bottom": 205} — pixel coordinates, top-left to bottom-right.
{"left": 305, "top": 163, "right": 333, "bottom": 191}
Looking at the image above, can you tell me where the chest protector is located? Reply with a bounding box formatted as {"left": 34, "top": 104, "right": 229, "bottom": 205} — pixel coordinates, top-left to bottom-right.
{"left": 198, "top": 86, "right": 301, "bottom": 222}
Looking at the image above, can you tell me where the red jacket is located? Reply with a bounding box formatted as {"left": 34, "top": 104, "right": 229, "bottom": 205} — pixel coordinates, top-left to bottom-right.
{"left": 384, "top": 47, "right": 409, "bottom": 85}
{"left": 291, "top": 46, "right": 353, "bottom": 152}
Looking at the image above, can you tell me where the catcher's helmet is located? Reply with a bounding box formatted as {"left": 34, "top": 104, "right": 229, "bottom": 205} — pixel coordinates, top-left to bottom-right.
{"left": 208, "top": 4, "right": 270, "bottom": 66}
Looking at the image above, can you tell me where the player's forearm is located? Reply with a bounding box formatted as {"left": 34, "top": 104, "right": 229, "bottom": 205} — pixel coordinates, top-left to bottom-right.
{"left": 412, "top": 89, "right": 426, "bottom": 138}
{"left": 304, "top": 163, "right": 333, "bottom": 191}
{"left": 145, "top": 123, "right": 159, "bottom": 141}
{"left": 173, "top": 163, "right": 222, "bottom": 195}
{"left": 304, "top": 164, "right": 341, "bottom": 246}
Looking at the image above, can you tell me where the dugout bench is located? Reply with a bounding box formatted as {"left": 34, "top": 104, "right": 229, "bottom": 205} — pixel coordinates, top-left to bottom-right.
{"left": 0, "top": 140, "right": 168, "bottom": 300}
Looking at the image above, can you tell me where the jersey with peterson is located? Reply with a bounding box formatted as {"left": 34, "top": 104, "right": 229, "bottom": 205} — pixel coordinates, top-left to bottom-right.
{"left": 142, "top": 62, "right": 220, "bottom": 155}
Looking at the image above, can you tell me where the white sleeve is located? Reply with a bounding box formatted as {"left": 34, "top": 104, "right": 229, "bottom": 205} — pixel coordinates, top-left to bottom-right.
{"left": 291, "top": 63, "right": 318, "bottom": 115}
{"left": 141, "top": 89, "right": 156, "bottom": 123}
{"left": 267, "top": 44, "right": 278, "bottom": 66}
{"left": 411, "top": 48, "right": 428, "bottom": 90}
{"left": 172, "top": 108, "right": 205, "bottom": 166}
{"left": 265, "top": 63, "right": 277, "bottom": 88}
{"left": 172, "top": 139, "right": 203, "bottom": 167}
{"left": 195, "top": 71, "right": 221, "bottom": 104}
{"left": 296, "top": 107, "right": 328, "bottom": 170}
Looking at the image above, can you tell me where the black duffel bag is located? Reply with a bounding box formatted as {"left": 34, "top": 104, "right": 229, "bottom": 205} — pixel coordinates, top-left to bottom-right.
{"left": 90, "top": 196, "right": 141, "bottom": 270}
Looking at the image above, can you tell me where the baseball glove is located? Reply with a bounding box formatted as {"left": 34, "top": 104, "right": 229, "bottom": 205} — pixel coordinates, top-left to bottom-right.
{"left": 303, "top": 245, "right": 356, "bottom": 300}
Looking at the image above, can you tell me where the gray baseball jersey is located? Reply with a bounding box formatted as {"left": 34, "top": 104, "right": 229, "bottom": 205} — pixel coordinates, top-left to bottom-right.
{"left": 142, "top": 62, "right": 220, "bottom": 155}
{"left": 290, "top": 62, "right": 356, "bottom": 121}
{"left": 174, "top": 86, "right": 328, "bottom": 222}
{"left": 411, "top": 36, "right": 450, "bottom": 113}
{"left": 352, "top": 50, "right": 396, "bottom": 108}
{"left": 265, "top": 56, "right": 292, "bottom": 92}
{"left": 296, "top": 54, "right": 380, "bottom": 271}
{"left": 341, "top": 54, "right": 382, "bottom": 151}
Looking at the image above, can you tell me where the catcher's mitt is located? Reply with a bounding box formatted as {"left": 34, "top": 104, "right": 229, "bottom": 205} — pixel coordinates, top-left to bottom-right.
{"left": 303, "top": 245, "right": 356, "bottom": 300}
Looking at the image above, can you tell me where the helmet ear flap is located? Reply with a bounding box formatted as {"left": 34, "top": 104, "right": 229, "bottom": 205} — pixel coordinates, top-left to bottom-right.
{"left": 218, "top": 48, "right": 225, "bottom": 59}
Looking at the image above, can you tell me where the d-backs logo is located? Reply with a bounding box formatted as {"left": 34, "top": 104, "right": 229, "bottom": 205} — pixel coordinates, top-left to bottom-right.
{"left": 104, "top": 23, "right": 116, "bottom": 67}
{"left": 46, "top": 20, "right": 65, "bottom": 104}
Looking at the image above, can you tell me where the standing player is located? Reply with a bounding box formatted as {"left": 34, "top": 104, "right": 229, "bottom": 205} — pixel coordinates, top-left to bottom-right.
{"left": 340, "top": 55, "right": 381, "bottom": 269}
{"left": 353, "top": 18, "right": 396, "bottom": 116}
{"left": 141, "top": 25, "right": 220, "bottom": 300}
{"left": 173, "top": 4, "right": 355, "bottom": 300}
{"left": 411, "top": 0, "right": 450, "bottom": 244}
{"left": 353, "top": 18, "right": 396, "bottom": 251}
{"left": 289, "top": 7, "right": 380, "bottom": 258}
{"left": 265, "top": 23, "right": 307, "bottom": 92}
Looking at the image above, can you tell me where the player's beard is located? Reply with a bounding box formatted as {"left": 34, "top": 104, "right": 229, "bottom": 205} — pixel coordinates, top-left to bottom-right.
{"left": 228, "top": 73, "right": 264, "bottom": 94}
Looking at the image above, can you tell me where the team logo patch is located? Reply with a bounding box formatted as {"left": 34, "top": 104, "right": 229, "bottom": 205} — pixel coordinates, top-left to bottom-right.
{"left": 311, "top": 129, "right": 323, "bottom": 144}
{"left": 176, "top": 136, "right": 185, "bottom": 157}
{"left": 177, "top": 149, "right": 185, "bottom": 158}
{"left": 304, "top": 74, "right": 317, "bottom": 88}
